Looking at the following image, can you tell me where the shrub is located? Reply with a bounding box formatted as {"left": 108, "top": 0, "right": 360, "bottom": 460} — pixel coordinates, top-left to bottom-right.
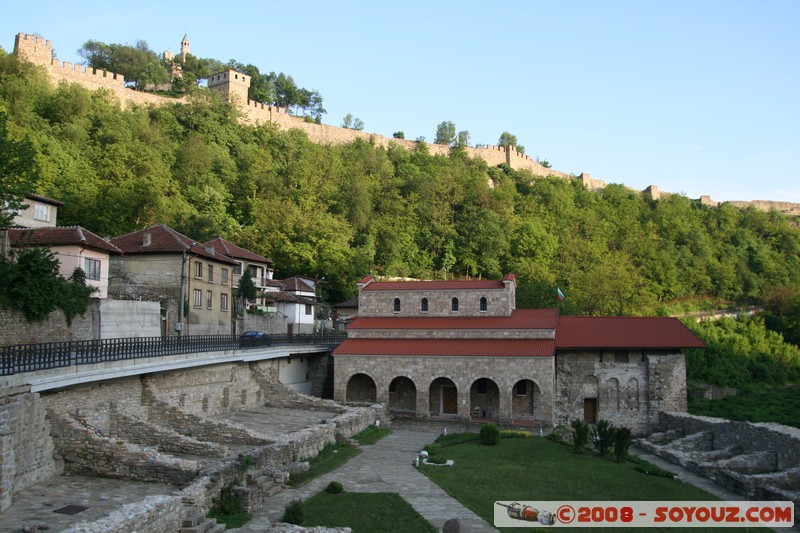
{"left": 479, "top": 423, "right": 500, "bottom": 445}
{"left": 546, "top": 432, "right": 571, "bottom": 446}
{"left": 570, "top": 419, "right": 589, "bottom": 454}
{"left": 613, "top": 427, "right": 632, "bottom": 462}
{"left": 423, "top": 443, "right": 443, "bottom": 456}
{"left": 325, "top": 481, "right": 344, "bottom": 494}
{"left": 590, "top": 419, "right": 616, "bottom": 456}
{"left": 500, "top": 430, "right": 531, "bottom": 438}
{"left": 434, "top": 433, "right": 480, "bottom": 446}
{"left": 282, "top": 499, "right": 305, "bottom": 524}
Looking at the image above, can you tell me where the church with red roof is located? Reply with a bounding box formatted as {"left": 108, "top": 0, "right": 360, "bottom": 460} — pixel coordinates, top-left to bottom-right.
{"left": 333, "top": 274, "right": 704, "bottom": 434}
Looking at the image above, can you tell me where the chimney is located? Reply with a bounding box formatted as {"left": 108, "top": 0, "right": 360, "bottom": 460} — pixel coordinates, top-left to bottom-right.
{"left": 142, "top": 232, "right": 151, "bottom": 248}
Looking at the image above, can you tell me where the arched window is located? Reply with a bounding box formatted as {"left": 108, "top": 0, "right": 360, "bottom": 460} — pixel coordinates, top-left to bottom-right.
{"left": 480, "top": 296, "right": 487, "bottom": 312}
{"left": 451, "top": 297, "right": 459, "bottom": 312}
{"left": 421, "top": 298, "right": 428, "bottom": 312}
{"left": 393, "top": 298, "right": 401, "bottom": 312}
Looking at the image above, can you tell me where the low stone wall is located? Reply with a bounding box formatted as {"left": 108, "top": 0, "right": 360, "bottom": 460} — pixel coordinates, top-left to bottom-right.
{"left": 47, "top": 409, "right": 200, "bottom": 485}
{"left": 637, "top": 412, "right": 800, "bottom": 516}
{"left": 110, "top": 411, "right": 229, "bottom": 458}
{"left": 62, "top": 495, "right": 184, "bottom": 533}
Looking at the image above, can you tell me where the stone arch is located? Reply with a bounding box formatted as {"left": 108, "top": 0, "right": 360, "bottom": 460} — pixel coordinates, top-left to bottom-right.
{"left": 345, "top": 373, "right": 377, "bottom": 403}
{"left": 429, "top": 377, "right": 458, "bottom": 416}
{"left": 470, "top": 377, "right": 500, "bottom": 419}
{"left": 626, "top": 377, "right": 640, "bottom": 410}
{"left": 608, "top": 378, "right": 620, "bottom": 411}
{"left": 388, "top": 376, "right": 417, "bottom": 414}
{"left": 511, "top": 379, "right": 541, "bottom": 420}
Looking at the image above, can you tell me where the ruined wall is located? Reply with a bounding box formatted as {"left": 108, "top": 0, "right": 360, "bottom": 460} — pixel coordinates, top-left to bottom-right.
{"left": 0, "top": 391, "right": 59, "bottom": 512}
{"left": 334, "top": 354, "right": 555, "bottom": 423}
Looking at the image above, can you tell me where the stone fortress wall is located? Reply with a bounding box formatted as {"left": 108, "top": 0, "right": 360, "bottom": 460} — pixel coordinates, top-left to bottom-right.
{"left": 13, "top": 32, "right": 800, "bottom": 217}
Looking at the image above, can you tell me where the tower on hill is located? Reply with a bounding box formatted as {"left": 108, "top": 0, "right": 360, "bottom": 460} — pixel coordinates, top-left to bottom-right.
{"left": 180, "top": 33, "right": 190, "bottom": 62}
{"left": 208, "top": 70, "right": 251, "bottom": 105}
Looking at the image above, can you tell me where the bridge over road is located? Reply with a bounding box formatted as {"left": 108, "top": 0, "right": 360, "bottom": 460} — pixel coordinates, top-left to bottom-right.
{"left": 0, "top": 333, "right": 344, "bottom": 393}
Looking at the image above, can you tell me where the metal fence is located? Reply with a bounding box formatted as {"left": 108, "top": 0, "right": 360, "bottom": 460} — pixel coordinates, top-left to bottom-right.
{"left": 0, "top": 333, "right": 345, "bottom": 377}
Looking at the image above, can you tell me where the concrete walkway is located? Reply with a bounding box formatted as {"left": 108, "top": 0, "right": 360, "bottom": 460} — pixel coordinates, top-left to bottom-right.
{"left": 233, "top": 425, "right": 498, "bottom": 532}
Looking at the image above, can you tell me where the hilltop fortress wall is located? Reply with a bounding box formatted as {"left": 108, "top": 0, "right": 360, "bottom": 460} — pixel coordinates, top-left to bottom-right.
{"left": 13, "top": 33, "right": 800, "bottom": 216}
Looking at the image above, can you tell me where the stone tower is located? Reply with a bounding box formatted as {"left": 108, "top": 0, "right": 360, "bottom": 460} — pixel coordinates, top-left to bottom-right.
{"left": 180, "top": 33, "right": 190, "bottom": 62}
{"left": 207, "top": 70, "right": 251, "bottom": 105}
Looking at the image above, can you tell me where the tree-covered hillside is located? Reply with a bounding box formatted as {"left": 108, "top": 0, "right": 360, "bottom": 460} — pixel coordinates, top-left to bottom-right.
{"left": 2, "top": 48, "right": 800, "bottom": 310}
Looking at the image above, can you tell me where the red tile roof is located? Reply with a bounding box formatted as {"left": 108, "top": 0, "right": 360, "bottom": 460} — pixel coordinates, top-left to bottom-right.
{"left": 110, "top": 224, "right": 238, "bottom": 265}
{"left": 363, "top": 278, "right": 509, "bottom": 291}
{"left": 348, "top": 309, "right": 558, "bottom": 330}
{"left": 555, "top": 316, "right": 706, "bottom": 349}
{"left": 8, "top": 227, "right": 121, "bottom": 254}
{"left": 25, "top": 194, "right": 64, "bottom": 206}
{"left": 203, "top": 236, "right": 273, "bottom": 264}
{"left": 334, "top": 338, "right": 555, "bottom": 357}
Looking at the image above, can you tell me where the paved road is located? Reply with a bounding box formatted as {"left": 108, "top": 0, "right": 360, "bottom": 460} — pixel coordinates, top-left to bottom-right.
{"left": 233, "top": 425, "right": 498, "bottom": 532}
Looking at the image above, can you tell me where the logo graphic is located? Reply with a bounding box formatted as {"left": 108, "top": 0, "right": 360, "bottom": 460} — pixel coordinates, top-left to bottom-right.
{"left": 495, "top": 502, "right": 556, "bottom": 526}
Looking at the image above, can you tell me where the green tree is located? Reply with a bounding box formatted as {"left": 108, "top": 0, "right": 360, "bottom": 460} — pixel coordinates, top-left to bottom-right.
{"left": 392, "top": 131, "right": 405, "bottom": 139}
{"left": 434, "top": 120, "right": 456, "bottom": 145}
{"left": 0, "top": 111, "right": 39, "bottom": 227}
{"left": 498, "top": 131, "right": 525, "bottom": 154}
{"left": 455, "top": 130, "right": 470, "bottom": 148}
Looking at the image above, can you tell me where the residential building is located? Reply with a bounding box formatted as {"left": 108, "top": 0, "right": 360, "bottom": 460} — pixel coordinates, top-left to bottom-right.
{"left": 333, "top": 274, "right": 705, "bottom": 434}
{"left": 203, "top": 236, "right": 274, "bottom": 312}
{"left": 109, "top": 225, "right": 238, "bottom": 336}
{"left": 7, "top": 226, "right": 121, "bottom": 299}
{"left": 10, "top": 194, "right": 64, "bottom": 228}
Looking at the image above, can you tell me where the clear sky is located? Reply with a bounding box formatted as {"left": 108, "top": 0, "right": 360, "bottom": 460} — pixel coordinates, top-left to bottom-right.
{"left": 2, "top": 0, "right": 798, "bottom": 203}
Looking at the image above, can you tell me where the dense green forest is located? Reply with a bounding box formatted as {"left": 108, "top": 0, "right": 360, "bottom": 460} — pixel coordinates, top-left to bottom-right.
{"left": 3, "top": 47, "right": 800, "bottom": 308}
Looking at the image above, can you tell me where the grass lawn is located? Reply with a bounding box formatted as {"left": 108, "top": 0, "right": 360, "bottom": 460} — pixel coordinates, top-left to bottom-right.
{"left": 420, "top": 436, "right": 738, "bottom": 532}
{"left": 353, "top": 424, "right": 393, "bottom": 445}
{"left": 288, "top": 442, "right": 361, "bottom": 487}
{"left": 301, "top": 492, "right": 437, "bottom": 533}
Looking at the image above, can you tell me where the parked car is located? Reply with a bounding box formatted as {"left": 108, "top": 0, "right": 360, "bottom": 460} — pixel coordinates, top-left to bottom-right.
{"left": 240, "top": 330, "right": 271, "bottom": 347}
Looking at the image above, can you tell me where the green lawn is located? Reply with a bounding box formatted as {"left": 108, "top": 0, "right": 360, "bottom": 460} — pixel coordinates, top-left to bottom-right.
{"left": 301, "top": 492, "right": 437, "bottom": 533}
{"left": 689, "top": 385, "right": 800, "bottom": 428}
{"left": 419, "top": 436, "right": 738, "bottom": 532}
{"left": 288, "top": 442, "right": 361, "bottom": 487}
{"left": 353, "top": 424, "right": 393, "bottom": 445}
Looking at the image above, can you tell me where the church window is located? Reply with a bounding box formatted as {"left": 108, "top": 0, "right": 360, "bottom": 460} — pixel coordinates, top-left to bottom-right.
{"left": 393, "top": 298, "right": 401, "bottom": 312}
{"left": 421, "top": 298, "right": 428, "bottom": 312}
{"left": 451, "top": 297, "right": 459, "bottom": 312}
{"left": 480, "top": 297, "right": 487, "bottom": 312}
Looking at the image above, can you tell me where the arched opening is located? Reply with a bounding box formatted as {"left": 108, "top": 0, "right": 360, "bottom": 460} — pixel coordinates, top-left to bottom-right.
{"left": 346, "top": 373, "right": 376, "bottom": 403}
{"left": 393, "top": 298, "right": 401, "bottom": 312}
{"left": 479, "top": 296, "right": 487, "bottom": 312}
{"left": 388, "top": 376, "right": 417, "bottom": 414}
{"left": 626, "top": 377, "right": 640, "bottom": 410}
{"left": 608, "top": 378, "right": 620, "bottom": 410}
{"left": 421, "top": 298, "right": 428, "bottom": 312}
{"left": 429, "top": 377, "right": 458, "bottom": 416}
{"left": 451, "top": 297, "right": 459, "bottom": 312}
{"left": 511, "top": 379, "right": 541, "bottom": 420}
{"left": 470, "top": 377, "right": 499, "bottom": 420}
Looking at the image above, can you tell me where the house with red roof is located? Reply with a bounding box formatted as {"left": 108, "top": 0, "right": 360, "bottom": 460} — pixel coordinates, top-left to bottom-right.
{"left": 333, "top": 274, "right": 704, "bottom": 433}
{"left": 7, "top": 226, "right": 121, "bottom": 299}
{"left": 203, "top": 236, "right": 274, "bottom": 313}
{"left": 109, "top": 225, "right": 239, "bottom": 336}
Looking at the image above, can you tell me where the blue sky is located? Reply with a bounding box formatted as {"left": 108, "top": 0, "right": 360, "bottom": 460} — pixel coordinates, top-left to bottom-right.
{"left": 2, "top": 0, "right": 798, "bottom": 203}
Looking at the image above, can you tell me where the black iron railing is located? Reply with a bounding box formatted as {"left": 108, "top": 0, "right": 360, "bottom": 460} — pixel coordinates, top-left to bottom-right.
{"left": 0, "top": 333, "right": 345, "bottom": 376}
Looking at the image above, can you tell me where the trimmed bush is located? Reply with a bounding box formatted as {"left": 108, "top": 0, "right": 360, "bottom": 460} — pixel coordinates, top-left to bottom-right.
{"left": 283, "top": 499, "right": 305, "bottom": 524}
{"left": 479, "top": 423, "right": 500, "bottom": 445}
{"left": 434, "top": 433, "right": 480, "bottom": 446}
{"left": 614, "top": 427, "right": 632, "bottom": 462}
{"left": 500, "top": 430, "right": 531, "bottom": 438}
{"left": 424, "top": 442, "right": 443, "bottom": 456}
{"left": 325, "top": 481, "right": 344, "bottom": 494}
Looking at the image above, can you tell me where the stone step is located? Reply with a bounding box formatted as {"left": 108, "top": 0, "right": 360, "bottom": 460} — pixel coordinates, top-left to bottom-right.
{"left": 181, "top": 517, "right": 223, "bottom": 533}
{"left": 182, "top": 511, "right": 206, "bottom": 527}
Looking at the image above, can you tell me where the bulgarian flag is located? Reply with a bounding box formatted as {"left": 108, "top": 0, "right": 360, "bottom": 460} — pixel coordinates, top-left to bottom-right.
{"left": 556, "top": 287, "right": 565, "bottom": 301}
